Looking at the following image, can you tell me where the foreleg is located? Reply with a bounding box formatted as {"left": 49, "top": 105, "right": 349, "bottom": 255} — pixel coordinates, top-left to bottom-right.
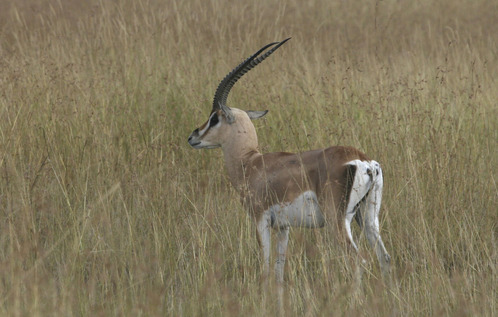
{"left": 274, "top": 227, "right": 289, "bottom": 284}
{"left": 256, "top": 211, "right": 272, "bottom": 279}
{"left": 275, "top": 227, "right": 289, "bottom": 314}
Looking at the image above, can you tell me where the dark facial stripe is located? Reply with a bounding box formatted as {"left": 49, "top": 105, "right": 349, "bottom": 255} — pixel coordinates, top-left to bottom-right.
{"left": 197, "top": 111, "right": 220, "bottom": 137}
{"left": 209, "top": 113, "right": 219, "bottom": 127}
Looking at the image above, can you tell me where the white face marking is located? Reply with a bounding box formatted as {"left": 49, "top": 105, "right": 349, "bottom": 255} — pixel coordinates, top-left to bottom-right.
{"left": 198, "top": 112, "right": 219, "bottom": 137}
{"left": 268, "top": 191, "right": 325, "bottom": 229}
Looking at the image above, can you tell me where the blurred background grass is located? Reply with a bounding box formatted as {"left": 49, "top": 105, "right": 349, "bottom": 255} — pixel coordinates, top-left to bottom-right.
{"left": 0, "top": 0, "right": 496, "bottom": 315}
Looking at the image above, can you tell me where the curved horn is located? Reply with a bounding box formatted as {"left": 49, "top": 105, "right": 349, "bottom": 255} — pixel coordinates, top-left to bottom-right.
{"left": 212, "top": 38, "right": 291, "bottom": 121}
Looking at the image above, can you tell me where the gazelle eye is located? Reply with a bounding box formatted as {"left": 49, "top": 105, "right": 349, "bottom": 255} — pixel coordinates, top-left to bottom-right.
{"left": 209, "top": 114, "right": 219, "bottom": 127}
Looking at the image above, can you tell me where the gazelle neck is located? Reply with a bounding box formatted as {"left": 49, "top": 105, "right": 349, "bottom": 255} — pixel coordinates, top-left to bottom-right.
{"left": 221, "top": 117, "right": 261, "bottom": 192}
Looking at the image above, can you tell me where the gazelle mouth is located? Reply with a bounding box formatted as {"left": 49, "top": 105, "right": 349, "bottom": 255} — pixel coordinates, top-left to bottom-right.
{"left": 189, "top": 141, "right": 201, "bottom": 148}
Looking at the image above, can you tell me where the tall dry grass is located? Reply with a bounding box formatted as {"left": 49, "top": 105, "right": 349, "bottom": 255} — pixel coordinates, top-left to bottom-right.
{"left": 0, "top": 0, "right": 496, "bottom": 315}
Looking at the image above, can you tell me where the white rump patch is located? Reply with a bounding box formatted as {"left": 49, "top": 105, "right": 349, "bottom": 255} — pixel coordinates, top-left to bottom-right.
{"left": 345, "top": 160, "right": 375, "bottom": 207}
{"left": 344, "top": 159, "right": 382, "bottom": 251}
{"left": 269, "top": 191, "right": 325, "bottom": 229}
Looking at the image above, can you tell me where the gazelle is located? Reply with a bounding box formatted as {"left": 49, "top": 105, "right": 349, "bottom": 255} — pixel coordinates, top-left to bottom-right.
{"left": 188, "top": 39, "right": 391, "bottom": 287}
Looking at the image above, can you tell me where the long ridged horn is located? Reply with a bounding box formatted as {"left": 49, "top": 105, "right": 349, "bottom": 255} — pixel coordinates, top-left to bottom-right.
{"left": 212, "top": 38, "right": 291, "bottom": 123}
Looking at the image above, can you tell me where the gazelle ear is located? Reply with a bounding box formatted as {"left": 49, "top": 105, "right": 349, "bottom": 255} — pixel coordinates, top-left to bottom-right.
{"left": 246, "top": 110, "right": 268, "bottom": 120}
{"left": 220, "top": 103, "right": 236, "bottom": 124}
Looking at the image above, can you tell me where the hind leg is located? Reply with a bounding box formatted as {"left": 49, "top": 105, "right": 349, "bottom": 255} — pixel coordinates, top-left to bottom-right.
{"left": 343, "top": 160, "right": 374, "bottom": 283}
{"left": 363, "top": 162, "right": 391, "bottom": 279}
{"left": 344, "top": 160, "right": 373, "bottom": 252}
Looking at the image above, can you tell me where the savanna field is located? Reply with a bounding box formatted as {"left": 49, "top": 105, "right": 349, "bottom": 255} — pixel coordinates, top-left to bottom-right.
{"left": 0, "top": 0, "right": 496, "bottom": 315}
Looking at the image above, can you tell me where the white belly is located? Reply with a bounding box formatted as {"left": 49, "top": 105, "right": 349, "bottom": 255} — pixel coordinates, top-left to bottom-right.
{"left": 269, "top": 191, "right": 325, "bottom": 229}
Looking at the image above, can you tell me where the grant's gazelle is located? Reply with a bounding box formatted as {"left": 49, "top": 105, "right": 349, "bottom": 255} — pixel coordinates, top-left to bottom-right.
{"left": 188, "top": 39, "right": 391, "bottom": 290}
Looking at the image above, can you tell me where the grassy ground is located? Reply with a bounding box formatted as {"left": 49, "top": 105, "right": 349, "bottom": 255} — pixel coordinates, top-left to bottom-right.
{"left": 0, "top": 0, "right": 496, "bottom": 315}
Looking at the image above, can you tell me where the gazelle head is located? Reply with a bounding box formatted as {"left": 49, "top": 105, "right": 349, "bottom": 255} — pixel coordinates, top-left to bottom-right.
{"left": 188, "top": 38, "right": 290, "bottom": 150}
